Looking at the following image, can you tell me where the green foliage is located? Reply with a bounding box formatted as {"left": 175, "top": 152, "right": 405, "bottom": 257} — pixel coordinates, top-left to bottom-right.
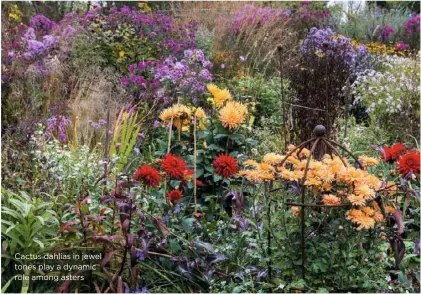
{"left": 110, "top": 110, "right": 141, "bottom": 174}
{"left": 233, "top": 74, "right": 291, "bottom": 126}
{"left": 1, "top": 189, "right": 59, "bottom": 293}
{"left": 332, "top": 7, "right": 413, "bottom": 44}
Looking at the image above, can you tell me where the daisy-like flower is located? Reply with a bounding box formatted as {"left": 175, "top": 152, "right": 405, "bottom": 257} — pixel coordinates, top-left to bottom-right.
{"left": 243, "top": 159, "right": 258, "bottom": 167}
{"left": 263, "top": 153, "right": 284, "bottom": 165}
{"left": 363, "top": 175, "right": 382, "bottom": 189}
{"left": 161, "top": 154, "right": 187, "bottom": 180}
{"left": 362, "top": 206, "right": 375, "bottom": 216}
{"left": 346, "top": 209, "right": 364, "bottom": 221}
{"left": 322, "top": 194, "right": 341, "bottom": 206}
{"left": 348, "top": 194, "right": 366, "bottom": 206}
{"left": 218, "top": 101, "right": 247, "bottom": 130}
{"left": 315, "top": 167, "right": 335, "bottom": 183}
{"left": 358, "top": 155, "right": 379, "bottom": 167}
{"left": 397, "top": 150, "right": 420, "bottom": 177}
{"left": 355, "top": 215, "right": 376, "bottom": 230}
{"left": 213, "top": 154, "right": 239, "bottom": 178}
{"left": 355, "top": 184, "right": 376, "bottom": 200}
{"left": 133, "top": 164, "right": 161, "bottom": 187}
{"left": 168, "top": 189, "right": 183, "bottom": 202}
{"left": 372, "top": 211, "right": 384, "bottom": 222}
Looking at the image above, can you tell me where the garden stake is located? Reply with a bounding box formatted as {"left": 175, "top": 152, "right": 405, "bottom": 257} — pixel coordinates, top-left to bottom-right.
{"left": 193, "top": 114, "right": 198, "bottom": 215}
{"left": 270, "top": 125, "right": 364, "bottom": 282}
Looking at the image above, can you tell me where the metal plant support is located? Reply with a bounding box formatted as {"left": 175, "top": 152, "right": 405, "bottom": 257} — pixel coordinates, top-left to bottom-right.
{"left": 271, "top": 125, "right": 363, "bottom": 280}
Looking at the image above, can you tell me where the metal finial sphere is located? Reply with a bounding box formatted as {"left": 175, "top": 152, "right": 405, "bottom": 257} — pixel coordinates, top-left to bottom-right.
{"left": 314, "top": 125, "right": 326, "bottom": 137}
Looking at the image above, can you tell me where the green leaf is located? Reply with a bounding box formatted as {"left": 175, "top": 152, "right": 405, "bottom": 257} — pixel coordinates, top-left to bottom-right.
{"left": 181, "top": 218, "right": 195, "bottom": 233}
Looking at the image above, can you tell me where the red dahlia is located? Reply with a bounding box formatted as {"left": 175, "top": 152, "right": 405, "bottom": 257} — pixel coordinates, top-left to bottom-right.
{"left": 168, "top": 189, "right": 183, "bottom": 202}
{"left": 397, "top": 151, "right": 420, "bottom": 177}
{"left": 161, "top": 154, "right": 186, "bottom": 180}
{"left": 133, "top": 164, "right": 161, "bottom": 187}
{"left": 380, "top": 143, "right": 406, "bottom": 162}
{"left": 213, "top": 154, "right": 239, "bottom": 178}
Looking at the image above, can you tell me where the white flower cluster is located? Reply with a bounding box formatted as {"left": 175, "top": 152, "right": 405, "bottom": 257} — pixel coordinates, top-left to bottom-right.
{"left": 352, "top": 55, "right": 420, "bottom": 116}
{"left": 30, "top": 129, "right": 102, "bottom": 185}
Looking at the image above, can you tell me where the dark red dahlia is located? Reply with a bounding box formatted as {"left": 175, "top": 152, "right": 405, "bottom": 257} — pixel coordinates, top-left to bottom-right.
{"left": 161, "top": 154, "right": 186, "bottom": 180}
{"left": 133, "top": 164, "right": 161, "bottom": 187}
{"left": 213, "top": 154, "right": 239, "bottom": 178}
{"left": 397, "top": 151, "right": 420, "bottom": 177}
{"left": 380, "top": 143, "right": 406, "bottom": 162}
{"left": 168, "top": 189, "right": 183, "bottom": 202}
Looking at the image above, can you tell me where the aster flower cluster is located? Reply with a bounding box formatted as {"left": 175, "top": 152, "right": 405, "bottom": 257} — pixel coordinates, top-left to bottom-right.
{"left": 153, "top": 49, "right": 213, "bottom": 103}
{"left": 352, "top": 55, "right": 420, "bottom": 116}
{"left": 45, "top": 115, "right": 72, "bottom": 143}
{"left": 380, "top": 25, "right": 395, "bottom": 41}
{"left": 81, "top": 5, "right": 198, "bottom": 58}
{"left": 122, "top": 49, "right": 212, "bottom": 105}
{"left": 30, "top": 14, "right": 57, "bottom": 35}
{"left": 404, "top": 14, "right": 420, "bottom": 37}
{"left": 20, "top": 27, "right": 57, "bottom": 60}
{"left": 301, "top": 27, "right": 369, "bottom": 72}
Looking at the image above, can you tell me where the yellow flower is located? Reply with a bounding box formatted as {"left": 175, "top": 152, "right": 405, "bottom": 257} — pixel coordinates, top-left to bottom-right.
{"left": 348, "top": 194, "right": 366, "bottom": 206}
{"left": 362, "top": 206, "right": 375, "bottom": 216}
{"left": 358, "top": 156, "right": 379, "bottom": 167}
{"left": 322, "top": 194, "right": 341, "bottom": 206}
{"left": 243, "top": 159, "right": 258, "bottom": 167}
{"left": 373, "top": 211, "right": 384, "bottom": 222}
{"left": 355, "top": 215, "right": 375, "bottom": 230}
{"left": 218, "top": 101, "right": 247, "bottom": 130}
{"left": 354, "top": 184, "right": 375, "bottom": 200}
{"left": 207, "top": 84, "right": 220, "bottom": 96}
{"left": 385, "top": 205, "right": 395, "bottom": 215}
{"left": 194, "top": 107, "right": 207, "bottom": 130}
{"left": 159, "top": 104, "right": 192, "bottom": 130}
{"left": 263, "top": 153, "right": 284, "bottom": 165}
{"left": 346, "top": 209, "right": 364, "bottom": 221}
{"left": 119, "top": 51, "right": 125, "bottom": 57}
{"left": 213, "top": 88, "right": 232, "bottom": 108}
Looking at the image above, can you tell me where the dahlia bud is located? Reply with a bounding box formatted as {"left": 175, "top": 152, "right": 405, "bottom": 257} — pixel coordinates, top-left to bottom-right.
{"left": 364, "top": 258, "right": 368, "bottom": 262}
{"left": 338, "top": 225, "right": 344, "bottom": 230}
{"left": 381, "top": 235, "right": 387, "bottom": 241}
{"left": 389, "top": 170, "right": 395, "bottom": 177}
